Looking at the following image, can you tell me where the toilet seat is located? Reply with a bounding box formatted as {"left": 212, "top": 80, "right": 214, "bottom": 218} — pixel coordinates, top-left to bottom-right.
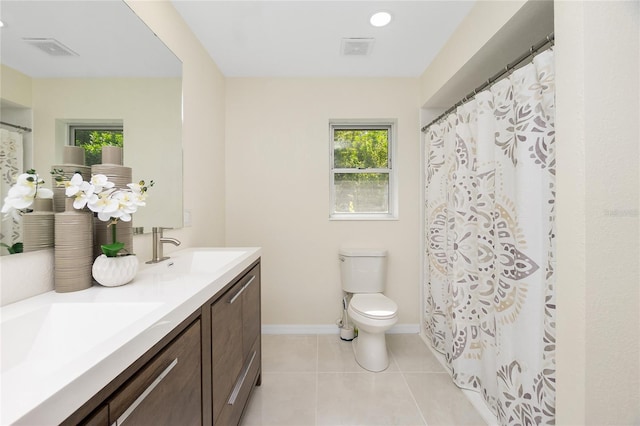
{"left": 350, "top": 294, "right": 398, "bottom": 320}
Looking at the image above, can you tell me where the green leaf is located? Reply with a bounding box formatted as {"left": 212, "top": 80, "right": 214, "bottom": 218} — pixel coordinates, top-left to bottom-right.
{"left": 101, "top": 242, "right": 125, "bottom": 257}
{"left": 0, "top": 242, "right": 23, "bottom": 254}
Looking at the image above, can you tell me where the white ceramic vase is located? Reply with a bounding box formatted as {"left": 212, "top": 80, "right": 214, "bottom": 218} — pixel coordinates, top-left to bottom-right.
{"left": 92, "top": 254, "right": 139, "bottom": 287}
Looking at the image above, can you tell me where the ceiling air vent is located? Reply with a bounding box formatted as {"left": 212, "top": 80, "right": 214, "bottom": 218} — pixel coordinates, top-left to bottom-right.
{"left": 23, "top": 38, "right": 79, "bottom": 57}
{"left": 341, "top": 38, "right": 374, "bottom": 56}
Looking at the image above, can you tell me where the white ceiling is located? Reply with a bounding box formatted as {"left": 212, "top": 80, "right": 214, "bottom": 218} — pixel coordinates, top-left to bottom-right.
{"left": 0, "top": 1, "right": 181, "bottom": 78}
{"left": 0, "top": 1, "right": 475, "bottom": 79}
{"left": 171, "top": 0, "right": 475, "bottom": 77}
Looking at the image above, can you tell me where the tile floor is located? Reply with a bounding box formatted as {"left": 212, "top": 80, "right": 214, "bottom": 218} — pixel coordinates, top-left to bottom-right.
{"left": 240, "top": 333, "right": 490, "bottom": 426}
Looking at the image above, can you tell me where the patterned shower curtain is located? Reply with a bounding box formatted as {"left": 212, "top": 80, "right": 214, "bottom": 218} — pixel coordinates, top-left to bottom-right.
{"left": 0, "top": 129, "right": 24, "bottom": 250}
{"left": 423, "top": 49, "right": 555, "bottom": 425}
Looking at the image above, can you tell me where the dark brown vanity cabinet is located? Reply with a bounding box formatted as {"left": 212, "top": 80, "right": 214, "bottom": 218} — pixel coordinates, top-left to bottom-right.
{"left": 78, "top": 319, "right": 202, "bottom": 426}
{"left": 210, "top": 263, "right": 261, "bottom": 426}
{"left": 67, "top": 259, "right": 261, "bottom": 426}
{"left": 108, "top": 319, "right": 202, "bottom": 425}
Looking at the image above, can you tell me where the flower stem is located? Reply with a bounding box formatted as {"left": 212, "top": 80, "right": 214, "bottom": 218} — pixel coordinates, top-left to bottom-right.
{"left": 111, "top": 221, "right": 117, "bottom": 245}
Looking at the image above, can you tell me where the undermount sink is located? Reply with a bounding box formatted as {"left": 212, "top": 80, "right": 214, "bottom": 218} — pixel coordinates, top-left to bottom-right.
{"left": 145, "top": 248, "right": 248, "bottom": 276}
{"left": 1, "top": 302, "right": 161, "bottom": 374}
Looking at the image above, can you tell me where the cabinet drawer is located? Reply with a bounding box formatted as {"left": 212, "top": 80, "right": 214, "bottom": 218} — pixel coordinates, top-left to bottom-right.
{"left": 109, "top": 319, "right": 202, "bottom": 426}
{"left": 216, "top": 337, "right": 261, "bottom": 426}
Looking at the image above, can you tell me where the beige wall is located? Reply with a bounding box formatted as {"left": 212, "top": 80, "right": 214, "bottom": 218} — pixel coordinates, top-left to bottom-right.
{"left": 556, "top": 1, "right": 639, "bottom": 424}
{"left": 420, "top": 0, "right": 526, "bottom": 107}
{"left": 30, "top": 77, "right": 182, "bottom": 231}
{"left": 225, "top": 78, "right": 421, "bottom": 327}
{"left": 0, "top": 65, "right": 32, "bottom": 108}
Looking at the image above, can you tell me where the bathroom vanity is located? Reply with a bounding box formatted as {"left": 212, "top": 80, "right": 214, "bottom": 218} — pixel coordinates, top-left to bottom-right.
{"left": 0, "top": 247, "right": 261, "bottom": 426}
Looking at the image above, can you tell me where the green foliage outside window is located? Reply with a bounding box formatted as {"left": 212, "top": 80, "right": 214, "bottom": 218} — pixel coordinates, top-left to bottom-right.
{"left": 74, "top": 129, "right": 123, "bottom": 166}
{"left": 332, "top": 128, "right": 391, "bottom": 214}
{"left": 333, "top": 129, "right": 388, "bottom": 169}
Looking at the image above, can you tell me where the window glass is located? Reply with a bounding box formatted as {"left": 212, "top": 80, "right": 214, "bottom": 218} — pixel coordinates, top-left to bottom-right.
{"left": 333, "top": 129, "right": 388, "bottom": 169}
{"left": 330, "top": 123, "right": 395, "bottom": 219}
{"left": 334, "top": 172, "right": 389, "bottom": 213}
{"left": 70, "top": 126, "right": 123, "bottom": 166}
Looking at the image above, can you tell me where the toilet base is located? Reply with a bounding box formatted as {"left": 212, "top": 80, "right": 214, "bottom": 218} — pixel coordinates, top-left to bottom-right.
{"left": 352, "top": 330, "right": 389, "bottom": 372}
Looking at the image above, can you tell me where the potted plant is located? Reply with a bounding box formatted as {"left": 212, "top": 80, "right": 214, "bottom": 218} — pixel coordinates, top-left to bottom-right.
{"left": 65, "top": 173, "right": 153, "bottom": 286}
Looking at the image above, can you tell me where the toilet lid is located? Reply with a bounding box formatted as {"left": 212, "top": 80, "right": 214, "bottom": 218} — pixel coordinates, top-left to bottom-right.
{"left": 350, "top": 294, "right": 398, "bottom": 320}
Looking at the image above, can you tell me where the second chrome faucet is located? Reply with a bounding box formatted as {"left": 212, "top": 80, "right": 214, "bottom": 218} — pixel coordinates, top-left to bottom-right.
{"left": 146, "top": 227, "right": 181, "bottom": 264}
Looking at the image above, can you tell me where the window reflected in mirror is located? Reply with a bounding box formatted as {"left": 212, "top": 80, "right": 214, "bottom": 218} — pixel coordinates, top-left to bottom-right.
{"left": 70, "top": 125, "right": 123, "bottom": 167}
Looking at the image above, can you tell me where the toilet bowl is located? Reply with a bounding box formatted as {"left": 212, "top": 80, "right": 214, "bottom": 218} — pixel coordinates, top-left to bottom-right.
{"left": 348, "top": 293, "right": 398, "bottom": 372}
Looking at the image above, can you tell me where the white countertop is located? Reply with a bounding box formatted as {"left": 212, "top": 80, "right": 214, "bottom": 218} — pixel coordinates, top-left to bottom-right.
{"left": 0, "top": 247, "right": 261, "bottom": 425}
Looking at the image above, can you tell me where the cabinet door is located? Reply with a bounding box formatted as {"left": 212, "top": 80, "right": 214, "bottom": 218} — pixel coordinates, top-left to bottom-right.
{"left": 214, "top": 265, "right": 261, "bottom": 426}
{"left": 211, "top": 280, "right": 244, "bottom": 423}
{"left": 109, "top": 320, "right": 202, "bottom": 426}
{"left": 241, "top": 265, "right": 260, "bottom": 356}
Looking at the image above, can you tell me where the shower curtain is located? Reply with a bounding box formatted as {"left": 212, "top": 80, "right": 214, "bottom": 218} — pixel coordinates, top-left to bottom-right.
{"left": 423, "top": 49, "right": 555, "bottom": 425}
{"left": 0, "top": 129, "right": 24, "bottom": 250}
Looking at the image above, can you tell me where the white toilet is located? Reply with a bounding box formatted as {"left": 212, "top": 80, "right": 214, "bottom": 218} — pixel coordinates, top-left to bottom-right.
{"left": 339, "top": 248, "right": 398, "bottom": 372}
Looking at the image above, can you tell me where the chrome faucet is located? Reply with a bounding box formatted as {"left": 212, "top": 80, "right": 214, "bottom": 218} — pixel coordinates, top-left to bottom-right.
{"left": 146, "top": 227, "right": 181, "bottom": 264}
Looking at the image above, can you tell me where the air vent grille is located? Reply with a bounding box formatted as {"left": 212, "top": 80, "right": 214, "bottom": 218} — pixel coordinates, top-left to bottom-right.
{"left": 341, "top": 38, "right": 374, "bottom": 56}
{"left": 23, "top": 38, "right": 79, "bottom": 57}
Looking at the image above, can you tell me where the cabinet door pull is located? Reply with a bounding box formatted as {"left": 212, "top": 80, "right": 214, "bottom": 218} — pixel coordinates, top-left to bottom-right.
{"left": 228, "top": 275, "right": 256, "bottom": 304}
{"left": 112, "top": 358, "right": 178, "bottom": 426}
{"left": 227, "top": 351, "right": 257, "bottom": 406}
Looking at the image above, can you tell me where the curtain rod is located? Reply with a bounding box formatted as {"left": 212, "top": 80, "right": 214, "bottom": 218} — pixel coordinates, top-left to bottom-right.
{"left": 0, "top": 121, "right": 32, "bottom": 133}
{"left": 421, "top": 32, "right": 555, "bottom": 133}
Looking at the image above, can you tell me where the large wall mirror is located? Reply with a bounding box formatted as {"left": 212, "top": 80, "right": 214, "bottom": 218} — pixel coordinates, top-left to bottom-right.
{"left": 0, "top": 1, "right": 183, "bottom": 256}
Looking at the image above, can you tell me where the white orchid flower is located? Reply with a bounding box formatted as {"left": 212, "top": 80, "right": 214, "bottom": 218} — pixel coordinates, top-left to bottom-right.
{"left": 36, "top": 188, "right": 54, "bottom": 199}
{"left": 62, "top": 174, "right": 152, "bottom": 232}
{"left": 89, "top": 189, "right": 120, "bottom": 222}
{"left": 64, "top": 173, "right": 95, "bottom": 209}
{"left": 3, "top": 183, "right": 35, "bottom": 210}
{"left": 91, "top": 174, "right": 114, "bottom": 193}
{"left": 74, "top": 191, "right": 98, "bottom": 210}
{"left": 1, "top": 171, "right": 52, "bottom": 218}
{"left": 1, "top": 187, "right": 32, "bottom": 220}
{"left": 65, "top": 173, "right": 89, "bottom": 196}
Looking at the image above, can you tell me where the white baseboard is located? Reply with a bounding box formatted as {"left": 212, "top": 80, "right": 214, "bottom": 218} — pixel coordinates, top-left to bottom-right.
{"left": 261, "top": 323, "right": 420, "bottom": 335}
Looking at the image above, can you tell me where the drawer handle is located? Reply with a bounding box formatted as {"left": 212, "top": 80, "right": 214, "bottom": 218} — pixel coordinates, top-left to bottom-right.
{"left": 228, "top": 275, "right": 256, "bottom": 304}
{"left": 112, "top": 358, "right": 178, "bottom": 426}
{"left": 227, "top": 351, "right": 257, "bottom": 406}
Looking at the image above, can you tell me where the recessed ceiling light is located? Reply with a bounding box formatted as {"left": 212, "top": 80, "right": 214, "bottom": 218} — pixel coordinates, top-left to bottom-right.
{"left": 0, "top": 21, "right": 5, "bottom": 28}
{"left": 370, "top": 11, "right": 392, "bottom": 27}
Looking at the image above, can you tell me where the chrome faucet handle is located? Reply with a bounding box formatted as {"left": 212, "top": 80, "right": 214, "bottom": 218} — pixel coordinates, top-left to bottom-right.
{"left": 146, "top": 227, "right": 180, "bottom": 264}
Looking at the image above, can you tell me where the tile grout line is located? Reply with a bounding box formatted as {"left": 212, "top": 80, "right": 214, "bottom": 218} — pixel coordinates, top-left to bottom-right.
{"left": 390, "top": 347, "right": 429, "bottom": 426}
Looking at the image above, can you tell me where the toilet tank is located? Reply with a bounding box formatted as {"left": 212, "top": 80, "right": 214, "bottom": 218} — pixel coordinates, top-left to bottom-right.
{"left": 339, "top": 248, "right": 387, "bottom": 293}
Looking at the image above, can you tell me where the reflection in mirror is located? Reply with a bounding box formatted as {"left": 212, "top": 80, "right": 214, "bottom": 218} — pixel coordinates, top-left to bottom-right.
{"left": 0, "top": 1, "right": 183, "bottom": 256}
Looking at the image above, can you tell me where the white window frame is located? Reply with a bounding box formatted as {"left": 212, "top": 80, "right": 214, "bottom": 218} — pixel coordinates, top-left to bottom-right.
{"left": 329, "top": 120, "right": 398, "bottom": 220}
